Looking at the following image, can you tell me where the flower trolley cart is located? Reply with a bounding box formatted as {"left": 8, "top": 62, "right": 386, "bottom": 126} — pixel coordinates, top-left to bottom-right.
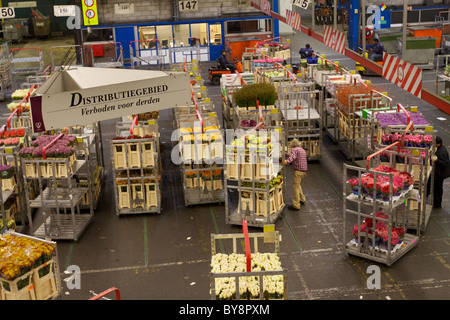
{"left": 210, "top": 220, "right": 286, "bottom": 300}
{"left": 21, "top": 134, "right": 95, "bottom": 241}
{"left": 378, "top": 126, "right": 435, "bottom": 232}
{"left": 224, "top": 124, "right": 285, "bottom": 228}
{"left": 0, "top": 231, "right": 61, "bottom": 300}
{"left": 277, "top": 82, "right": 323, "bottom": 160}
{"left": 175, "top": 83, "right": 225, "bottom": 206}
{"left": 112, "top": 118, "right": 161, "bottom": 215}
{"left": 343, "top": 142, "right": 421, "bottom": 266}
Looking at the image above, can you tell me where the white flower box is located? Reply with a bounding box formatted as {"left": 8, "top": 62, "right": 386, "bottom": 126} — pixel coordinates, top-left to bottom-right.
{"left": 117, "top": 185, "right": 130, "bottom": 209}
{"left": 1, "top": 176, "right": 15, "bottom": 191}
{"left": 256, "top": 190, "right": 277, "bottom": 217}
{"left": 131, "top": 184, "right": 145, "bottom": 209}
{"left": 113, "top": 143, "right": 126, "bottom": 169}
{"left": 141, "top": 142, "right": 154, "bottom": 168}
{"left": 127, "top": 143, "right": 141, "bottom": 168}
{"left": 145, "top": 183, "right": 158, "bottom": 209}
{"left": 32, "top": 259, "right": 58, "bottom": 300}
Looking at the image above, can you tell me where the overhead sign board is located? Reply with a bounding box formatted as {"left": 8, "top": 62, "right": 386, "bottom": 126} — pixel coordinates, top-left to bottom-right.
{"left": 30, "top": 68, "right": 191, "bottom": 133}
{"left": 8, "top": 1, "right": 36, "bottom": 8}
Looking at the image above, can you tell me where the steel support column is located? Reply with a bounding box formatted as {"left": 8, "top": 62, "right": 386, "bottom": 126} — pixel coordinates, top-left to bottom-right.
{"left": 348, "top": 0, "right": 359, "bottom": 51}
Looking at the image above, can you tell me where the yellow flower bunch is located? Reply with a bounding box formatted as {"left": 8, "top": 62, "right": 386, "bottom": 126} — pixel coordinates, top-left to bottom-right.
{"left": 0, "top": 235, "right": 55, "bottom": 280}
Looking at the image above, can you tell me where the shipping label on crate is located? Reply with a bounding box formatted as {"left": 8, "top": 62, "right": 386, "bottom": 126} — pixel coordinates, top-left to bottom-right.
{"left": 30, "top": 71, "right": 191, "bottom": 133}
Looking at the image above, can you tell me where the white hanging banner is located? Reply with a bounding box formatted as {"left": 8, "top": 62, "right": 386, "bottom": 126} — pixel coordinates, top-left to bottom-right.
{"left": 30, "top": 68, "right": 191, "bottom": 133}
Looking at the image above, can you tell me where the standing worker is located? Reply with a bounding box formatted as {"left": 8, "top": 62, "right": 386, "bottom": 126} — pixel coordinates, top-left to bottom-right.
{"left": 282, "top": 139, "right": 307, "bottom": 211}
{"left": 299, "top": 44, "right": 314, "bottom": 59}
{"left": 429, "top": 136, "right": 450, "bottom": 208}
{"left": 217, "top": 50, "right": 236, "bottom": 73}
{"left": 370, "top": 38, "right": 384, "bottom": 61}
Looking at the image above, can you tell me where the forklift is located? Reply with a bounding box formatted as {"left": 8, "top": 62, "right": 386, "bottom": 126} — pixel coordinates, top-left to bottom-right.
{"left": 208, "top": 49, "right": 243, "bottom": 85}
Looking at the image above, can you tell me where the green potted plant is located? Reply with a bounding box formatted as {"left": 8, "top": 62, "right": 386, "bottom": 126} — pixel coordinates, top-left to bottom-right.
{"left": 233, "top": 83, "right": 277, "bottom": 108}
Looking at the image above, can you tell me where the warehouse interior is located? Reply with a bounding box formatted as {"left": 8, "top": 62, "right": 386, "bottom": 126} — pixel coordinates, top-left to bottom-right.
{"left": 0, "top": 0, "right": 448, "bottom": 305}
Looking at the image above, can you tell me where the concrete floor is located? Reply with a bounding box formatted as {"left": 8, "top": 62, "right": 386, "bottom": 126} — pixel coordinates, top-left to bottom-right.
{"left": 2, "top": 24, "right": 449, "bottom": 302}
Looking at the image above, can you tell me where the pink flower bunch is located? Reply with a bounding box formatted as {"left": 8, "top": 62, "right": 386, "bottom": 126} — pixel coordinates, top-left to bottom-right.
{"left": 0, "top": 138, "right": 20, "bottom": 146}
{"left": 353, "top": 212, "right": 404, "bottom": 246}
{"left": 381, "top": 133, "right": 433, "bottom": 148}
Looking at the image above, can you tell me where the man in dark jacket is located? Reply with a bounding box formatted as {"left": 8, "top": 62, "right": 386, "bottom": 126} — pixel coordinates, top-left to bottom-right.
{"left": 370, "top": 38, "right": 384, "bottom": 61}
{"left": 430, "top": 136, "right": 449, "bottom": 208}
{"left": 299, "top": 44, "right": 314, "bottom": 59}
{"left": 217, "top": 50, "right": 236, "bottom": 73}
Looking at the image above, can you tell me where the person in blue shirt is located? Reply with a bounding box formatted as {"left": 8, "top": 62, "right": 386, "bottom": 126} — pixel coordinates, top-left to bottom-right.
{"left": 370, "top": 38, "right": 384, "bottom": 61}
{"left": 299, "top": 44, "right": 314, "bottom": 59}
{"left": 217, "top": 50, "right": 236, "bottom": 73}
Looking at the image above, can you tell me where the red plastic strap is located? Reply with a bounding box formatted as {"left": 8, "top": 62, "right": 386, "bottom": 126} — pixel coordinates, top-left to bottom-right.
{"left": 42, "top": 134, "right": 64, "bottom": 160}
{"left": 130, "top": 115, "right": 138, "bottom": 135}
{"left": 242, "top": 220, "right": 251, "bottom": 272}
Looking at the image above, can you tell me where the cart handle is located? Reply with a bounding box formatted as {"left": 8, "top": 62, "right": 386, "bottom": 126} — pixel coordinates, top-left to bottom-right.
{"left": 242, "top": 220, "right": 251, "bottom": 272}
{"left": 89, "top": 287, "right": 121, "bottom": 300}
{"left": 397, "top": 103, "right": 412, "bottom": 128}
{"left": 7, "top": 96, "right": 27, "bottom": 128}
{"left": 42, "top": 65, "right": 51, "bottom": 76}
{"left": 9, "top": 47, "right": 42, "bottom": 54}
{"left": 190, "top": 85, "right": 203, "bottom": 130}
{"left": 366, "top": 141, "right": 400, "bottom": 169}
{"left": 42, "top": 134, "right": 64, "bottom": 160}
{"left": 256, "top": 100, "right": 263, "bottom": 123}
{"left": 234, "top": 71, "right": 247, "bottom": 86}
{"left": 26, "top": 84, "right": 37, "bottom": 102}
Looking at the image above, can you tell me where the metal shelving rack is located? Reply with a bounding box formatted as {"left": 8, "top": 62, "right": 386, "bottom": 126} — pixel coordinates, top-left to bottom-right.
{"left": 376, "top": 127, "right": 436, "bottom": 232}
{"left": 0, "top": 151, "right": 27, "bottom": 233}
{"left": 174, "top": 80, "right": 225, "bottom": 206}
{"left": 224, "top": 128, "right": 286, "bottom": 228}
{"left": 9, "top": 47, "right": 44, "bottom": 77}
{"left": 111, "top": 120, "right": 161, "bottom": 215}
{"left": 277, "top": 82, "right": 322, "bottom": 160}
{"left": 22, "top": 135, "right": 95, "bottom": 241}
{"left": 343, "top": 159, "right": 421, "bottom": 266}
{"left": 328, "top": 91, "right": 389, "bottom": 162}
